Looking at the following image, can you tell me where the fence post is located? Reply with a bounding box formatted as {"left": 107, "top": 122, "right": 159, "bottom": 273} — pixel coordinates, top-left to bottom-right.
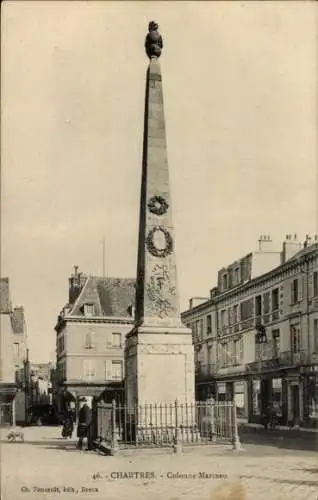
{"left": 173, "top": 400, "right": 182, "bottom": 454}
{"left": 210, "top": 400, "right": 216, "bottom": 442}
{"left": 111, "top": 399, "right": 118, "bottom": 456}
{"left": 231, "top": 401, "right": 243, "bottom": 451}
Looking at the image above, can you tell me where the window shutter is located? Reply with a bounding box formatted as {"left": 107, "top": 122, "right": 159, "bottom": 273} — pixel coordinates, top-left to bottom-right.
{"left": 105, "top": 359, "right": 112, "bottom": 380}
{"left": 290, "top": 281, "right": 294, "bottom": 304}
{"left": 298, "top": 277, "right": 303, "bottom": 302}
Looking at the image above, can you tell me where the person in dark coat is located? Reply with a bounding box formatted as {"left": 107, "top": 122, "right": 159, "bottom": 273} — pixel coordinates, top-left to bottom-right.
{"left": 76, "top": 399, "right": 92, "bottom": 450}
{"left": 62, "top": 409, "right": 74, "bottom": 439}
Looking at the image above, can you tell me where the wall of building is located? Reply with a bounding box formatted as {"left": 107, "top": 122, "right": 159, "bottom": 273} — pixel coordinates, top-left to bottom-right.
{"left": 0, "top": 314, "right": 15, "bottom": 384}
{"left": 57, "top": 320, "right": 133, "bottom": 385}
{"left": 182, "top": 240, "right": 318, "bottom": 427}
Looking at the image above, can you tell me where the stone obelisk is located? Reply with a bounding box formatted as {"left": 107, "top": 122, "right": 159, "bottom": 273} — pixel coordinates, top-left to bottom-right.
{"left": 125, "top": 22, "right": 195, "bottom": 407}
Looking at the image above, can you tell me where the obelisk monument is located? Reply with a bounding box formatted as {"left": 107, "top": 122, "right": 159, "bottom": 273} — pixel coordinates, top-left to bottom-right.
{"left": 125, "top": 22, "right": 195, "bottom": 407}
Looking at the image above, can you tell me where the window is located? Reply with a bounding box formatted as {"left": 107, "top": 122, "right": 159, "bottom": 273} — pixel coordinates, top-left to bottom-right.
{"left": 272, "top": 378, "right": 283, "bottom": 417}
{"left": 263, "top": 292, "right": 270, "bottom": 323}
{"left": 199, "top": 319, "right": 204, "bottom": 338}
{"left": 112, "top": 333, "right": 122, "bottom": 348}
{"left": 239, "top": 337, "right": 244, "bottom": 364}
{"left": 252, "top": 380, "right": 261, "bottom": 415}
{"left": 314, "top": 319, "right": 318, "bottom": 352}
{"left": 313, "top": 272, "right": 318, "bottom": 297}
{"left": 218, "top": 344, "right": 224, "bottom": 368}
{"left": 234, "top": 381, "right": 246, "bottom": 418}
{"left": 233, "top": 305, "right": 239, "bottom": 332}
{"left": 223, "top": 274, "right": 228, "bottom": 290}
{"left": 290, "top": 325, "right": 301, "bottom": 353}
{"left": 83, "top": 359, "right": 96, "bottom": 380}
{"left": 207, "top": 315, "right": 212, "bottom": 335}
{"left": 207, "top": 344, "right": 213, "bottom": 368}
{"left": 272, "top": 329, "right": 280, "bottom": 357}
{"left": 196, "top": 320, "right": 200, "bottom": 337}
{"left": 58, "top": 335, "right": 65, "bottom": 353}
{"left": 272, "top": 288, "right": 279, "bottom": 310}
{"left": 84, "top": 303, "right": 95, "bottom": 316}
{"left": 111, "top": 361, "right": 123, "bottom": 381}
{"left": 84, "top": 332, "right": 95, "bottom": 349}
{"left": 240, "top": 298, "right": 253, "bottom": 329}
{"left": 233, "top": 340, "right": 239, "bottom": 365}
{"left": 59, "top": 361, "right": 66, "bottom": 381}
{"left": 255, "top": 295, "right": 262, "bottom": 320}
{"left": 291, "top": 279, "right": 299, "bottom": 304}
{"left": 234, "top": 267, "right": 240, "bottom": 285}
{"left": 220, "top": 310, "right": 226, "bottom": 331}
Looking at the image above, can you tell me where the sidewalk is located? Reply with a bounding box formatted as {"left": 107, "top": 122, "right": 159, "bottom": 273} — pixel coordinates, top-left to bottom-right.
{"left": 2, "top": 426, "right": 318, "bottom": 500}
{"left": 238, "top": 422, "right": 318, "bottom": 451}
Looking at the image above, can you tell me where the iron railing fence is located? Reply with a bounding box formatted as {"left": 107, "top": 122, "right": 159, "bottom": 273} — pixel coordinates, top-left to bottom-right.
{"left": 92, "top": 400, "right": 239, "bottom": 451}
{"left": 0, "top": 403, "right": 13, "bottom": 426}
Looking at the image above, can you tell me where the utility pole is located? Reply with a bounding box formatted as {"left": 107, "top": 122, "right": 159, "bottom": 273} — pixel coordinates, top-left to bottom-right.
{"left": 24, "top": 348, "right": 30, "bottom": 425}
{"left": 102, "top": 237, "right": 106, "bottom": 278}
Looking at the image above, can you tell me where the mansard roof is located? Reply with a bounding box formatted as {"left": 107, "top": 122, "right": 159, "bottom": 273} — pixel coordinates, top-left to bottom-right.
{"left": 69, "top": 276, "right": 136, "bottom": 318}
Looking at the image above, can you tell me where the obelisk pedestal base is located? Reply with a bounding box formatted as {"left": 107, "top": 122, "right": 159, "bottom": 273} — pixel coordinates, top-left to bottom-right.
{"left": 125, "top": 326, "right": 197, "bottom": 445}
{"left": 125, "top": 326, "right": 195, "bottom": 406}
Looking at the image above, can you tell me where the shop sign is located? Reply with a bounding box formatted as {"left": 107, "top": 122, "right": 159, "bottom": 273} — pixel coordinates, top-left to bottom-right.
{"left": 217, "top": 383, "right": 226, "bottom": 393}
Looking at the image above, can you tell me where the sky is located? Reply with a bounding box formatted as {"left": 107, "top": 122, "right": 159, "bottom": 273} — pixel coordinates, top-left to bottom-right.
{"left": 1, "top": 1, "right": 317, "bottom": 363}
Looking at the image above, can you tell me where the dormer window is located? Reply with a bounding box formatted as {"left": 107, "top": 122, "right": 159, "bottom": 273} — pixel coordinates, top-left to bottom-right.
{"left": 234, "top": 267, "right": 240, "bottom": 284}
{"left": 223, "top": 274, "right": 228, "bottom": 291}
{"left": 83, "top": 303, "right": 95, "bottom": 317}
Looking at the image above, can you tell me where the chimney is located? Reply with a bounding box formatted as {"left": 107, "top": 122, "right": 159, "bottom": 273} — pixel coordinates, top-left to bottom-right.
{"left": 281, "top": 234, "right": 302, "bottom": 263}
{"left": 304, "top": 234, "right": 313, "bottom": 248}
{"left": 257, "top": 235, "right": 274, "bottom": 252}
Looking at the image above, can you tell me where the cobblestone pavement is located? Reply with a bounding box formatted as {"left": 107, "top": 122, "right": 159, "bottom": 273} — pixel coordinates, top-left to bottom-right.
{"left": 1, "top": 427, "right": 317, "bottom": 500}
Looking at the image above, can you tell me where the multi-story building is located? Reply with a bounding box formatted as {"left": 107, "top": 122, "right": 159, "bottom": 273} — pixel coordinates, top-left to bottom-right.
{"left": 29, "top": 362, "right": 53, "bottom": 405}
{"left": 55, "top": 266, "right": 135, "bottom": 415}
{"left": 0, "top": 278, "right": 28, "bottom": 425}
{"left": 181, "top": 235, "right": 318, "bottom": 428}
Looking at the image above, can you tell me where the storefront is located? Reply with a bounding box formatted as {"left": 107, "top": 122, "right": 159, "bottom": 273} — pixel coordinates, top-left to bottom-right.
{"left": 302, "top": 368, "right": 318, "bottom": 428}
{"left": 248, "top": 375, "right": 287, "bottom": 425}
{"left": 234, "top": 381, "right": 248, "bottom": 419}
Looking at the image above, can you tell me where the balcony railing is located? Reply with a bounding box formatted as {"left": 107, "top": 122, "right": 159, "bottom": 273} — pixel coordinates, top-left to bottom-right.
{"left": 247, "top": 350, "right": 308, "bottom": 373}
{"left": 272, "top": 309, "right": 280, "bottom": 321}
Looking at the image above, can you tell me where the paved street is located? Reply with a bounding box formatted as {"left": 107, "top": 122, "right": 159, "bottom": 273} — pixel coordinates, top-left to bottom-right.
{"left": 1, "top": 426, "right": 317, "bottom": 500}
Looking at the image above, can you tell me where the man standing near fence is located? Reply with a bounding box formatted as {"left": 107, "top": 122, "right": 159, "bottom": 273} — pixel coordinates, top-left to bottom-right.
{"left": 76, "top": 398, "right": 92, "bottom": 451}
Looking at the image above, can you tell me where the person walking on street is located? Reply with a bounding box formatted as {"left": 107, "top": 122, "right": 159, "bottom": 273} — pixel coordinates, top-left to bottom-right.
{"left": 76, "top": 399, "right": 92, "bottom": 451}
{"left": 61, "top": 409, "right": 74, "bottom": 439}
{"left": 263, "top": 403, "right": 271, "bottom": 431}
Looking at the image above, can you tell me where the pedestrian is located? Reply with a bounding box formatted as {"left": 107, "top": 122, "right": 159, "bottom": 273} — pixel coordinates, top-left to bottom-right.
{"left": 270, "top": 404, "right": 277, "bottom": 430}
{"left": 76, "top": 398, "right": 92, "bottom": 451}
{"left": 61, "top": 409, "right": 74, "bottom": 439}
{"left": 262, "top": 403, "right": 270, "bottom": 431}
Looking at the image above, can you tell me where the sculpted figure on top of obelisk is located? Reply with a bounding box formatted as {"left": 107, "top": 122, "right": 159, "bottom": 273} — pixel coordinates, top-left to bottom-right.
{"left": 145, "top": 21, "right": 163, "bottom": 59}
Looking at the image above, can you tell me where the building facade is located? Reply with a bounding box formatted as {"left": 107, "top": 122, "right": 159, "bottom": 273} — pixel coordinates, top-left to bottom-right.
{"left": 181, "top": 235, "right": 318, "bottom": 428}
{"left": 0, "top": 278, "right": 28, "bottom": 425}
{"left": 55, "top": 267, "right": 135, "bottom": 415}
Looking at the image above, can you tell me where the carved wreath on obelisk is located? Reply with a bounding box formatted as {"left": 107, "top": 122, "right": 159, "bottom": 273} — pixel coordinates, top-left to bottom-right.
{"left": 147, "top": 195, "right": 169, "bottom": 216}
{"left": 146, "top": 226, "right": 173, "bottom": 258}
